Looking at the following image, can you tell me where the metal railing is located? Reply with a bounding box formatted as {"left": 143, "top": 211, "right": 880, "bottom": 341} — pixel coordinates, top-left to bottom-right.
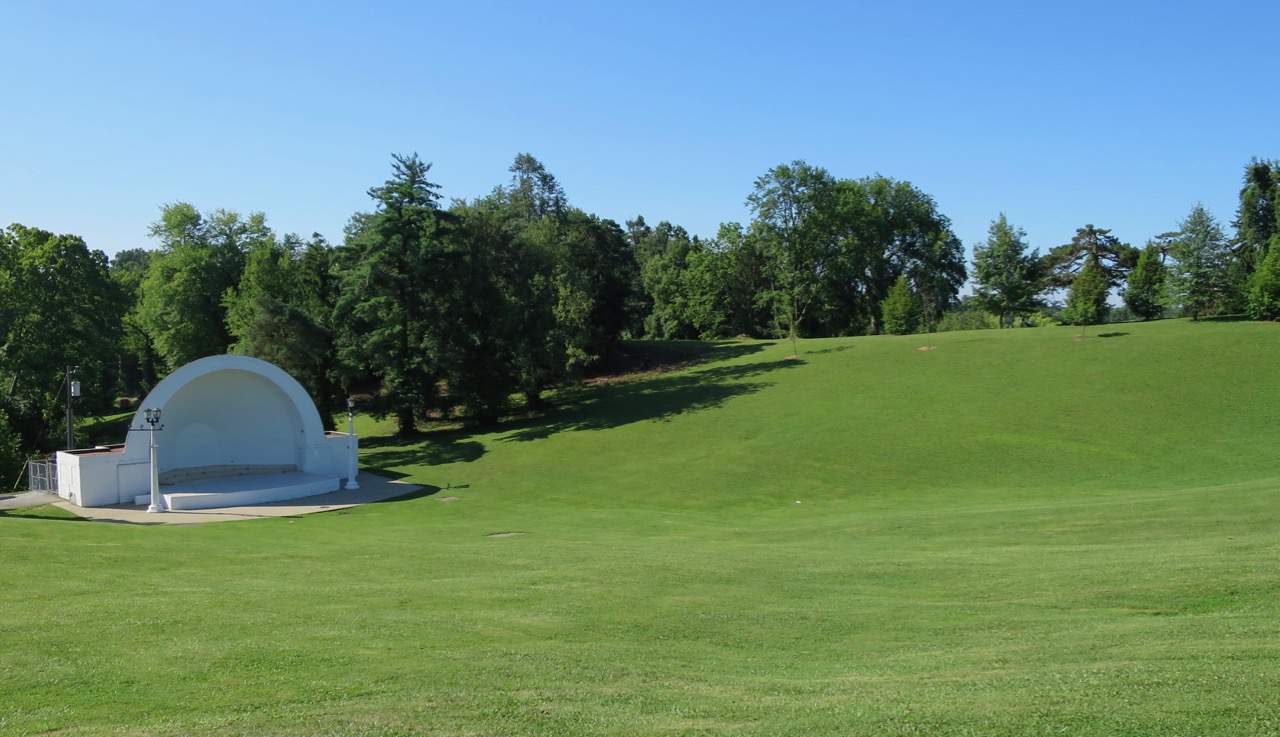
{"left": 26, "top": 457, "right": 57, "bottom": 492}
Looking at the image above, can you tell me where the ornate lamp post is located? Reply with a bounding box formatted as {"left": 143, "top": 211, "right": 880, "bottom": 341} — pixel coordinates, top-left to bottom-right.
{"left": 345, "top": 397, "right": 359, "bottom": 490}
{"left": 143, "top": 408, "right": 165, "bottom": 513}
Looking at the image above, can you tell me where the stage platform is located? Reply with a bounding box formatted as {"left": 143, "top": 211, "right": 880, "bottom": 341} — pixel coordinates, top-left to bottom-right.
{"left": 133, "top": 470, "right": 341, "bottom": 511}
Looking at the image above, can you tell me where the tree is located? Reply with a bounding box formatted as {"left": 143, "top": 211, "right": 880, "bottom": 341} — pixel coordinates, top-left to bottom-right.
{"left": 439, "top": 201, "right": 524, "bottom": 424}
{"left": 137, "top": 204, "right": 267, "bottom": 369}
{"left": 748, "top": 161, "right": 834, "bottom": 354}
{"left": 817, "top": 176, "right": 965, "bottom": 336}
{"left": 334, "top": 154, "right": 452, "bottom": 436}
{"left": 224, "top": 234, "right": 343, "bottom": 428}
{"left": 1167, "top": 204, "right": 1231, "bottom": 319}
{"left": 109, "top": 248, "right": 159, "bottom": 397}
{"left": 0, "top": 225, "right": 122, "bottom": 451}
{"left": 1122, "top": 242, "right": 1166, "bottom": 320}
{"left": 549, "top": 211, "right": 635, "bottom": 374}
{"left": 1045, "top": 225, "right": 1138, "bottom": 290}
{"left": 1246, "top": 245, "right": 1280, "bottom": 320}
{"left": 1233, "top": 159, "right": 1279, "bottom": 271}
{"left": 881, "top": 275, "right": 920, "bottom": 335}
{"left": 1063, "top": 257, "right": 1109, "bottom": 330}
{"left": 506, "top": 153, "right": 568, "bottom": 220}
{"left": 637, "top": 222, "right": 700, "bottom": 339}
{"left": 0, "top": 406, "right": 21, "bottom": 484}
{"left": 971, "top": 214, "right": 1045, "bottom": 327}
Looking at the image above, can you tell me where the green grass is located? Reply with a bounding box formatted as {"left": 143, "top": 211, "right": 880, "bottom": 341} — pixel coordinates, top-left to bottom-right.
{"left": 3, "top": 319, "right": 1280, "bottom": 736}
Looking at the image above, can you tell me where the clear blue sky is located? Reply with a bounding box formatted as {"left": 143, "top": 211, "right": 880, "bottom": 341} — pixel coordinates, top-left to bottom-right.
{"left": 2, "top": 1, "right": 1276, "bottom": 266}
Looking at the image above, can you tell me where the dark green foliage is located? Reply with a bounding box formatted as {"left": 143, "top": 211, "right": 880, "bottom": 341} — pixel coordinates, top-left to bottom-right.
{"left": 109, "top": 248, "right": 159, "bottom": 398}
{"left": 971, "top": 214, "right": 1045, "bottom": 327}
{"left": 1063, "top": 257, "right": 1110, "bottom": 327}
{"left": 1246, "top": 245, "right": 1280, "bottom": 320}
{"left": 334, "top": 154, "right": 453, "bottom": 435}
{"left": 551, "top": 211, "right": 636, "bottom": 374}
{"left": 881, "top": 275, "right": 920, "bottom": 335}
{"left": 741, "top": 165, "right": 965, "bottom": 343}
{"left": 1123, "top": 243, "right": 1167, "bottom": 320}
{"left": 748, "top": 161, "right": 833, "bottom": 352}
{"left": 637, "top": 222, "right": 701, "bottom": 339}
{"left": 138, "top": 204, "right": 267, "bottom": 368}
{"left": 936, "top": 299, "right": 999, "bottom": 332}
{"left": 1045, "top": 224, "right": 1139, "bottom": 289}
{"left": 1233, "top": 159, "right": 1279, "bottom": 271}
{"left": 0, "top": 224, "right": 122, "bottom": 451}
{"left": 225, "top": 234, "right": 343, "bottom": 429}
{"left": 1167, "top": 204, "right": 1231, "bottom": 319}
{"left": 0, "top": 406, "right": 22, "bottom": 484}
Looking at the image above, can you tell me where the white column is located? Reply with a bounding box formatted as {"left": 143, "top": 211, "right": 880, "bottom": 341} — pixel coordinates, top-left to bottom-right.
{"left": 147, "top": 428, "right": 165, "bottom": 513}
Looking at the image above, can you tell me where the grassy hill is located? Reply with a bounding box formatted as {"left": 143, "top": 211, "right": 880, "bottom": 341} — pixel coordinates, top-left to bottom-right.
{"left": 3, "top": 319, "right": 1279, "bottom": 736}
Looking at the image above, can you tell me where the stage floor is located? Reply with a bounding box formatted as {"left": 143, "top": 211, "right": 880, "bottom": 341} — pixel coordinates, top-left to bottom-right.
{"left": 151, "top": 470, "right": 340, "bottom": 510}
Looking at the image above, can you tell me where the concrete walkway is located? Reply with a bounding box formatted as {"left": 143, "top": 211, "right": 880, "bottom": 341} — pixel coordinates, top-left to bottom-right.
{"left": 49, "top": 472, "right": 427, "bottom": 525}
{"left": 0, "top": 491, "right": 59, "bottom": 511}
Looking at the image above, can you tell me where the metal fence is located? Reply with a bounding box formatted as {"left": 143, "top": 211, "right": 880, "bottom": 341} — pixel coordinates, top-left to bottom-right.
{"left": 26, "top": 457, "right": 57, "bottom": 492}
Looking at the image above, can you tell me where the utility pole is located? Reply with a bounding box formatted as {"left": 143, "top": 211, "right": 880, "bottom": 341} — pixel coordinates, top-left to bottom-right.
{"left": 65, "top": 365, "right": 80, "bottom": 450}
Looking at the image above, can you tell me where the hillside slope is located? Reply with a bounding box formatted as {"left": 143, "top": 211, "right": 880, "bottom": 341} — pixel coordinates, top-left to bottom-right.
{"left": 3, "top": 318, "right": 1279, "bottom": 737}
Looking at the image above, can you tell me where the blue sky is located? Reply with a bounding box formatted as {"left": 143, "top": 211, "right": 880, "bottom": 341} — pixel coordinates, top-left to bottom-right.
{"left": 2, "top": 1, "right": 1276, "bottom": 266}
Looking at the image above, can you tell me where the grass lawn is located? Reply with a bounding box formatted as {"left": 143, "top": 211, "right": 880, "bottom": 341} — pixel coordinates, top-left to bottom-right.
{"left": 3, "top": 319, "right": 1279, "bottom": 736}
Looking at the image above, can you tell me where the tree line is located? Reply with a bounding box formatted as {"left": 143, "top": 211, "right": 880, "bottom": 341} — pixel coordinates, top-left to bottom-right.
{"left": 3, "top": 154, "right": 1279, "bottom": 476}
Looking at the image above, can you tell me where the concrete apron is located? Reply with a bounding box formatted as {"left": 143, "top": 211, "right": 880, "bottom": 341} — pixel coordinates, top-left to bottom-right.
{"left": 51, "top": 472, "right": 423, "bottom": 525}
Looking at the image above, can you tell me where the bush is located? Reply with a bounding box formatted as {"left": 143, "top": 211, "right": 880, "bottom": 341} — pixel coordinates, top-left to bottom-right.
{"left": 936, "top": 307, "right": 998, "bottom": 333}
{"left": 1246, "top": 245, "right": 1280, "bottom": 320}
{"left": 0, "top": 409, "right": 22, "bottom": 487}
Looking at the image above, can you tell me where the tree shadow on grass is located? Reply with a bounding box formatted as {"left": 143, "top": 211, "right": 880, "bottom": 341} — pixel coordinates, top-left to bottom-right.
{"left": 362, "top": 433, "right": 485, "bottom": 472}
{"left": 0, "top": 506, "right": 91, "bottom": 523}
{"left": 601, "top": 340, "right": 776, "bottom": 376}
{"left": 357, "top": 352, "right": 803, "bottom": 468}
{"left": 1098, "top": 331, "right": 1130, "bottom": 338}
{"left": 502, "top": 357, "right": 804, "bottom": 443}
{"left": 806, "top": 344, "right": 854, "bottom": 355}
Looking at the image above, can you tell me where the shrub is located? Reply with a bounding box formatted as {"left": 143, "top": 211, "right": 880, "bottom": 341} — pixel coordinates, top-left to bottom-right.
{"left": 936, "top": 307, "right": 998, "bottom": 333}
{"left": 0, "top": 409, "right": 22, "bottom": 487}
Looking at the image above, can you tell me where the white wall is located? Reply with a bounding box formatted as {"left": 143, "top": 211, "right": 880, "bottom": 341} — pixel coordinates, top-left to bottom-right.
{"left": 160, "top": 369, "right": 304, "bottom": 471}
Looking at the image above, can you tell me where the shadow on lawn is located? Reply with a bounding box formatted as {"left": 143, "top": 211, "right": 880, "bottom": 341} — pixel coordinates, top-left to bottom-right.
{"left": 360, "top": 351, "right": 804, "bottom": 466}
{"left": 501, "top": 356, "right": 804, "bottom": 443}
{"left": 362, "top": 433, "right": 485, "bottom": 472}
{"left": 599, "top": 339, "right": 776, "bottom": 376}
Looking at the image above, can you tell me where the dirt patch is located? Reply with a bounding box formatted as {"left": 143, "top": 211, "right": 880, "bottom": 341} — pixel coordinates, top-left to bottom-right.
{"left": 916, "top": 345, "right": 936, "bottom": 352}
{"left": 584, "top": 361, "right": 699, "bottom": 387}
{"left": 437, "top": 496, "right": 460, "bottom": 503}
{"left": 486, "top": 531, "right": 526, "bottom": 538}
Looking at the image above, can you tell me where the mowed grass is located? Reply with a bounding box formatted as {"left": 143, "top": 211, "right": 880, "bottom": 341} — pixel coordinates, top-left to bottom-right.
{"left": 3, "top": 319, "right": 1280, "bottom": 736}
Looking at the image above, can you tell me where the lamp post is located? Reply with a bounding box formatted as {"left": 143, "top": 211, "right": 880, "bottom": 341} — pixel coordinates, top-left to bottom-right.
{"left": 345, "top": 396, "right": 359, "bottom": 490}
{"left": 143, "top": 408, "right": 165, "bottom": 513}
